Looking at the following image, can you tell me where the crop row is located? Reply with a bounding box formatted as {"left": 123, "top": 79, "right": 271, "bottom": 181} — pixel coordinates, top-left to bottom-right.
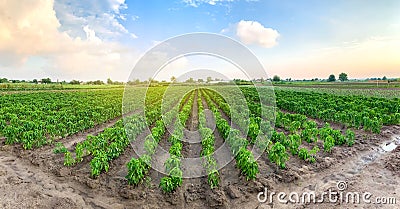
{"left": 202, "top": 89, "right": 259, "bottom": 180}
{"left": 126, "top": 89, "right": 194, "bottom": 188}
{"left": 63, "top": 114, "right": 147, "bottom": 177}
{"left": 0, "top": 88, "right": 167, "bottom": 149}
{"left": 274, "top": 89, "right": 400, "bottom": 133}
{"left": 59, "top": 87, "right": 188, "bottom": 178}
{"left": 159, "top": 90, "right": 195, "bottom": 193}
{"left": 197, "top": 90, "right": 220, "bottom": 189}
{"left": 204, "top": 87, "right": 356, "bottom": 169}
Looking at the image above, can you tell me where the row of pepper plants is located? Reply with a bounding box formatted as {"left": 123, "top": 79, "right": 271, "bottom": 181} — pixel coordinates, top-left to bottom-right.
{"left": 256, "top": 88, "right": 354, "bottom": 166}
{"left": 62, "top": 114, "right": 146, "bottom": 176}
{"left": 202, "top": 89, "right": 259, "bottom": 180}
{"left": 62, "top": 86, "right": 186, "bottom": 177}
{"left": 206, "top": 87, "right": 356, "bottom": 169}
{"left": 237, "top": 87, "right": 356, "bottom": 165}
{"left": 204, "top": 88, "right": 289, "bottom": 169}
{"left": 273, "top": 89, "right": 400, "bottom": 133}
{"left": 159, "top": 90, "right": 195, "bottom": 193}
{"left": 203, "top": 88, "right": 289, "bottom": 170}
{"left": 126, "top": 89, "right": 193, "bottom": 187}
{"left": 0, "top": 87, "right": 164, "bottom": 149}
{"left": 197, "top": 90, "right": 220, "bottom": 189}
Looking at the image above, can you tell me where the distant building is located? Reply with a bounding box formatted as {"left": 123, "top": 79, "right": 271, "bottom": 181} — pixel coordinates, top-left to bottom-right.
{"left": 208, "top": 80, "right": 230, "bottom": 84}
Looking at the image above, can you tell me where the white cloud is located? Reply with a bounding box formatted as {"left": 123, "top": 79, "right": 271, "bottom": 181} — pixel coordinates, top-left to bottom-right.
{"left": 53, "top": 0, "right": 134, "bottom": 41}
{"left": 236, "top": 20, "right": 280, "bottom": 48}
{"left": 83, "top": 26, "right": 102, "bottom": 44}
{"left": 130, "top": 33, "right": 138, "bottom": 39}
{"left": 182, "top": 0, "right": 200, "bottom": 7}
{"left": 220, "top": 28, "right": 228, "bottom": 33}
{"left": 182, "top": 0, "right": 259, "bottom": 7}
{"left": 182, "top": 0, "right": 240, "bottom": 7}
{"left": 0, "top": 0, "right": 139, "bottom": 81}
{"left": 109, "top": 0, "right": 127, "bottom": 13}
{"left": 131, "top": 15, "right": 140, "bottom": 21}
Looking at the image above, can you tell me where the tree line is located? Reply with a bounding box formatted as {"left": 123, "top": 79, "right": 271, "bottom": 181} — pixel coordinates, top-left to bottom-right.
{"left": 271, "top": 73, "right": 396, "bottom": 82}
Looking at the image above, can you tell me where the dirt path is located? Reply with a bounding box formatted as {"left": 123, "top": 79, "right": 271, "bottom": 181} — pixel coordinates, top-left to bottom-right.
{"left": 0, "top": 150, "right": 131, "bottom": 209}
{"left": 260, "top": 133, "right": 400, "bottom": 209}
{"left": 180, "top": 90, "right": 210, "bottom": 208}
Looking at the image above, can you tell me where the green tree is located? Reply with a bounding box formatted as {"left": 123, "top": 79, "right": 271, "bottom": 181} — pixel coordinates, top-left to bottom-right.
{"left": 186, "top": 78, "right": 194, "bottom": 83}
{"left": 272, "top": 75, "right": 281, "bottom": 82}
{"left": 382, "top": 76, "right": 387, "bottom": 80}
{"left": 170, "top": 76, "right": 176, "bottom": 83}
{"left": 107, "top": 78, "right": 113, "bottom": 85}
{"left": 127, "top": 79, "right": 141, "bottom": 85}
{"left": 206, "top": 76, "right": 212, "bottom": 83}
{"left": 32, "top": 79, "right": 38, "bottom": 84}
{"left": 328, "top": 74, "right": 336, "bottom": 82}
{"left": 148, "top": 78, "right": 158, "bottom": 84}
{"left": 41, "top": 78, "right": 52, "bottom": 84}
{"left": 338, "top": 73, "right": 348, "bottom": 82}
{"left": 69, "top": 80, "right": 80, "bottom": 85}
{"left": 87, "top": 80, "right": 104, "bottom": 85}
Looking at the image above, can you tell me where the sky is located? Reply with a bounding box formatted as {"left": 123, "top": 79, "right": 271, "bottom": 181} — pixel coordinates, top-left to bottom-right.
{"left": 0, "top": 0, "right": 399, "bottom": 81}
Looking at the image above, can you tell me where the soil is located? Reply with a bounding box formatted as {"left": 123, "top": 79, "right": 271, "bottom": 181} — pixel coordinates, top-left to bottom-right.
{"left": 1, "top": 96, "right": 400, "bottom": 208}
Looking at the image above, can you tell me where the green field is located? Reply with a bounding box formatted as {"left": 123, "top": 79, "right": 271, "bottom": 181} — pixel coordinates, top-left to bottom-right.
{"left": 1, "top": 83, "right": 399, "bottom": 208}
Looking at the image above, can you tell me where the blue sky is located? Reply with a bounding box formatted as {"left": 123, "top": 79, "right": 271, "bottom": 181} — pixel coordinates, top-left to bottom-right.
{"left": 0, "top": 0, "right": 399, "bottom": 81}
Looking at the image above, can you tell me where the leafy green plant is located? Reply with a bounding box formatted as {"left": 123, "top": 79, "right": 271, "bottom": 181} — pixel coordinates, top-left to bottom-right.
{"left": 345, "top": 129, "right": 355, "bottom": 146}
{"left": 169, "top": 142, "right": 183, "bottom": 157}
{"left": 298, "top": 146, "right": 319, "bottom": 163}
{"left": 298, "top": 148, "right": 310, "bottom": 161}
{"left": 323, "top": 136, "right": 335, "bottom": 152}
{"left": 74, "top": 142, "right": 86, "bottom": 162}
{"left": 309, "top": 146, "right": 319, "bottom": 163}
{"left": 165, "top": 155, "right": 181, "bottom": 173}
{"left": 160, "top": 176, "right": 175, "bottom": 193}
{"left": 288, "top": 134, "right": 301, "bottom": 155}
{"left": 126, "top": 155, "right": 151, "bottom": 185}
{"left": 268, "top": 142, "right": 289, "bottom": 169}
{"left": 248, "top": 118, "right": 259, "bottom": 143}
{"left": 207, "top": 169, "right": 220, "bottom": 189}
{"left": 160, "top": 167, "right": 183, "bottom": 193}
{"left": 371, "top": 117, "right": 382, "bottom": 134}
{"left": 53, "top": 142, "right": 68, "bottom": 154}
{"left": 63, "top": 151, "right": 75, "bottom": 166}
{"left": 236, "top": 148, "right": 259, "bottom": 180}
{"left": 144, "top": 136, "right": 157, "bottom": 155}
{"left": 90, "top": 151, "right": 109, "bottom": 177}
{"left": 332, "top": 130, "right": 345, "bottom": 145}
{"left": 289, "top": 121, "right": 301, "bottom": 134}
